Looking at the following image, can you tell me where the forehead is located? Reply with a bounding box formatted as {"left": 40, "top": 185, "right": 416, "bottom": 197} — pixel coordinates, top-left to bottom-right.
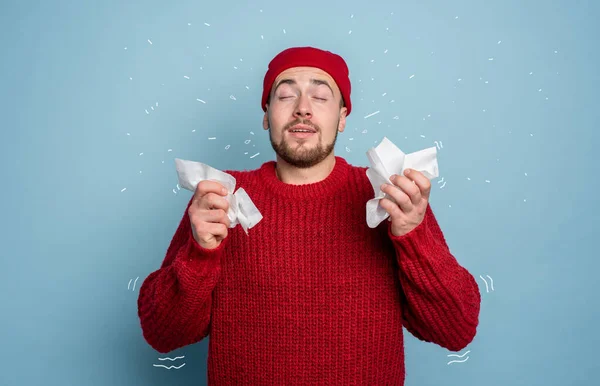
{"left": 273, "top": 67, "right": 338, "bottom": 90}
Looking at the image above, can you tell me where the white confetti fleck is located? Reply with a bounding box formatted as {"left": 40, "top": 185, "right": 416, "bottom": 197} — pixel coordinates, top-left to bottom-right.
{"left": 246, "top": 86, "right": 250, "bottom": 89}
{"left": 225, "top": 145, "right": 231, "bottom": 150}
{"left": 208, "top": 137, "right": 216, "bottom": 140}
{"left": 261, "top": 35, "right": 264, "bottom": 40}
{"left": 192, "top": 129, "right": 196, "bottom": 133}
{"left": 283, "top": 29, "right": 286, "bottom": 34}
{"left": 498, "top": 40, "right": 502, "bottom": 44}
{"left": 124, "top": 47, "right": 127, "bottom": 50}
{"left": 151, "top": 106, "right": 154, "bottom": 110}
{"left": 485, "top": 180, "right": 490, "bottom": 183}
{"left": 345, "top": 146, "right": 351, "bottom": 152}
{"left": 204, "top": 22, "right": 210, "bottom": 26}
{"left": 121, "top": 188, "right": 127, "bottom": 192}
{"left": 409, "top": 74, "right": 415, "bottom": 79}
{"left": 384, "top": 49, "right": 388, "bottom": 54}
{"left": 230, "top": 95, "right": 237, "bottom": 100}
{"left": 393, "top": 116, "right": 399, "bottom": 120}
{"left": 156, "top": 102, "right": 158, "bottom": 107}
{"left": 362, "top": 129, "right": 368, "bottom": 134}
{"left": 145, "top": 109, "right": 149, "bottom": 114}
{"left": 184, "top": 75, "right": 190, "bottom": 79}
{"left": 364, "top": 110, "right": 380, "bottom": 119}
{"left": 250, "top": 152, "right": 260, "bottom": 158}
{"left": 126, "top": 133, "right": 130, "bottom": 136}
{"left": 129, "top": 77, "right": 132, "bottom": 80}
{"left": 244, "top": 139, "right": 251, "bottom": 144}
{"left": 139, "top": 152, "right": 143, "bottom": 156}
{"left": 196, "top": 99, "right": 206, "bottom": 103}
{"left": 173, "top": 189, "right": 177, "bottom": 194}
{"left": 167, "top": 149, "right": 172, "bottom": 152}
{"left": 147, "top": 39, "right": 153, "bottom": 45}
{"left": 439, "top": 181, "right": 446, "bottom": 189}
{"left": 420, "top": 135, "right": 426, "bottom": 138}
{"left": 351, "top": 14, "right": 354, "bottom": 18}
{"left": 488, "top": 58, "right": 494, "bottom": 61}
{"left": 349, "top": 30, "right": 352, "bottom": 34}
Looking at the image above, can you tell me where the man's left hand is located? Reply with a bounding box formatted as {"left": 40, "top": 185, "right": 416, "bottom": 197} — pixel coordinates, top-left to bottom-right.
{"left": 379, "top": 168, "right": 431, "bottom": 237}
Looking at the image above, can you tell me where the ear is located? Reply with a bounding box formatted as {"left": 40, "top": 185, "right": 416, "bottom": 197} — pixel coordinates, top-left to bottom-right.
{"left": 338, "top": 106, "right": 347, "bottom": 133}
{"left": 263, "top": 108, "right": 269, "bottom": 130}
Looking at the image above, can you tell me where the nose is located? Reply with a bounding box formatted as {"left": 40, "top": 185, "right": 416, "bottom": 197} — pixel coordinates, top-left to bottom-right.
{"left": 293, "top": 95, "right": 312, "bottom": 119}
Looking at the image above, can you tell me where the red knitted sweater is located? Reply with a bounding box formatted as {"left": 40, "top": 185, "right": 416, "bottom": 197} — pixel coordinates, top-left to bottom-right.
{"left": 138, "top": 156, "right": 481, "bottom": 385}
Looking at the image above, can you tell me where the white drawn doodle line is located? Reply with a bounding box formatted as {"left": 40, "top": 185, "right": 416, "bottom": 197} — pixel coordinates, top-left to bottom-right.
{"left": 486, "top": 274, "right": 494, "bottom": 291}
{"left": 153, "top": 363, "right": 186, "bottom": 369}
{"left": 158, "top": 356, "right": 185, "bottom": 361}
{"left": 479, "top": 275, "right": 489, "bottom": 293}
{"left": 128, "top": 276, "right": 139, "bottom": 291}
{"left": 447, "top": 357, "right": 469, "bottom": 365}
{"left": 447, "top": 350, "right": 470, "bottom": 358}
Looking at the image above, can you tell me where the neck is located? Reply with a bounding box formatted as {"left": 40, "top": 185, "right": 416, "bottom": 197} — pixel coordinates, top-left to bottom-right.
{"left": 275, "top": 154, "right": 337, "bottom": 185}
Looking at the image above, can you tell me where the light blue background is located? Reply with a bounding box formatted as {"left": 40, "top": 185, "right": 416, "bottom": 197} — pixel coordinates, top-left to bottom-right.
{"left": 1, "top": 0, "right": 598, "bottom": 385}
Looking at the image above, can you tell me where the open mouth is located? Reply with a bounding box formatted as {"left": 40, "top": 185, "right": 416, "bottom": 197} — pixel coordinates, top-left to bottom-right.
{"left": 288, "top": 124, "right": 317, "bottom": 139}
{"left": 288, "top": 130, "right": 316, "bottom": 138}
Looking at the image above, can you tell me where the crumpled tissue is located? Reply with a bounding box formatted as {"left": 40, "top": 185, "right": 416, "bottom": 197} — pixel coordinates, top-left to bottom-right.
{"left": 365, "top": 137, "right": 439, "bottom": 228}
{"left": 174, "top": 158, "right": 263, "bottom": 235}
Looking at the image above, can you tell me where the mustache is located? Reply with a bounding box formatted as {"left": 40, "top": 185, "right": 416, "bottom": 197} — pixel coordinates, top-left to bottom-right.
{"left": 283, "top": 119, "right": 319, "bottom": 132}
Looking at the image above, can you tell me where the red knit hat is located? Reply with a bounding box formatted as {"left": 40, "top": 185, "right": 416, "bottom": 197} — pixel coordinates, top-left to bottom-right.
{"left": 261, "top": 46, "right": 352, "bottom": 115}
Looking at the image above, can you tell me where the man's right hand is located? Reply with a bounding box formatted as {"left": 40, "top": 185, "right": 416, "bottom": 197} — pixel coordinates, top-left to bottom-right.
{"left": 188, "top": 180, "right": 231, "bottom": 250}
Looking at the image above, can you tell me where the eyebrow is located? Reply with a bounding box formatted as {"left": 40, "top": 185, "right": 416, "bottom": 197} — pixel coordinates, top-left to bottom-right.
{"left": 273, "top": 78, "right": 334, "bottom": 97}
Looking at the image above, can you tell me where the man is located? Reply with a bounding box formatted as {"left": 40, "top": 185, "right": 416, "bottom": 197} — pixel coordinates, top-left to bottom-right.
{"left": 138, "top": 46, "right": 481, "bottom": 385}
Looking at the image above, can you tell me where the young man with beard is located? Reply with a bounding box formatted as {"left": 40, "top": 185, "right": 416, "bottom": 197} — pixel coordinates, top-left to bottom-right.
{"left": 138, "top": 46, "right": 481, "bottom": 385}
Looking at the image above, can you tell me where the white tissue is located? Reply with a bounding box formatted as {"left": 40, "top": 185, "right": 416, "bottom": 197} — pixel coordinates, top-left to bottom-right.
{"left": 365, "top": 137, "right": 439, "bottom": 228}
{"left": 174, "top": 158, "right": 263, "bottom": 235}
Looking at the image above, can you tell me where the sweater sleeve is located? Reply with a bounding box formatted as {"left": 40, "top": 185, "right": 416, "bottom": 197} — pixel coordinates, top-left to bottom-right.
{"left": 137, "top": 197, "right": 228, "bottom": 353}
{"left": 387, "top": 203, "right": 481, "bottom": 351}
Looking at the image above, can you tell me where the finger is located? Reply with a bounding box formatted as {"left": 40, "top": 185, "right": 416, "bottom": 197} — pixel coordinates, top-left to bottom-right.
{"left": 192, "top": 180, "right": 228, "bottom": 205}
{"left": 380, "top": 183, "right": 413, "bottom": 213}
{"left": 403, "top": 169, "right": 431, "bottom": 200}
{"left": 380, "top": 197, "right": 405, "bottom": 219}
{"left": 204, "top": 209, "right": 231, "bottom": 227}
{"left": 199, "top": 221, "right": 229, "bottom": 241}
{"left": 198, "top": 192, "right": 230, "bottom": 212}
{"left": 389, "top": 174, "right": 421, "bottom": 205}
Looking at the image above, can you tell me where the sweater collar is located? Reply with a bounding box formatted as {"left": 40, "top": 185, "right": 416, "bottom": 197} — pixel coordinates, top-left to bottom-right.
{"left": 258, "top": 156, "right": 350, "bottom": 199}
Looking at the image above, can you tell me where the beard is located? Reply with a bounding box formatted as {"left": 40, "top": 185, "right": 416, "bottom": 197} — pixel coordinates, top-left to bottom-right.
{"left": 268, "top": 117, "right": 339, "bottom": 169}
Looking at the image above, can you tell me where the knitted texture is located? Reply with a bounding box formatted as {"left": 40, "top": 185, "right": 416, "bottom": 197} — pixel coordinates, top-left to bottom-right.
{"left": 138, "top": 156, "right": 481, "bottom": 385}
